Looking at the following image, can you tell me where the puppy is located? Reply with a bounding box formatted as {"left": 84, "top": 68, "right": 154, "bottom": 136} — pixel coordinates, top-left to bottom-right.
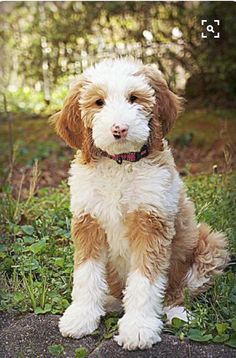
{"left": 52, "top": 58, "right": 229, "bottom": 350}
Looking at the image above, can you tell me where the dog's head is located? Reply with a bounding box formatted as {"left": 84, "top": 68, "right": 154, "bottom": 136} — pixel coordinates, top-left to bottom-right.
{"left": 52, "top": 58, "right": 183, "bottom": 161}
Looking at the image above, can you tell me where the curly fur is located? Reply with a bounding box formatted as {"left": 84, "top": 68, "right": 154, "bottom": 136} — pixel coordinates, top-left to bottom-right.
{"left": 53, "top": 58, "right": 229, "bottom": 350}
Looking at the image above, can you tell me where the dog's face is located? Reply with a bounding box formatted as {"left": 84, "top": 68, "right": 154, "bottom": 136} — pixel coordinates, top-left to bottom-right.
{"left": 79, "top": 60, "right": 155, "bottom": 155}
{"left": 53, "top": 59, "right": 182, "bottom": 159}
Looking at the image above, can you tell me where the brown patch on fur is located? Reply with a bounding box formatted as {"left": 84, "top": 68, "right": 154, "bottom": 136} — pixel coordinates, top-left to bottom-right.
{"left": 79, "top": 128, "right": 97, "bottom": 164}
{"left": 126, "top": 210, "right": 175, "bottom": 281}
{"left": 166, "top": 191, "right": 199, "bottom": 306}
{"left": 106, "top": 262, "right": 124, "bottom": 299}
{"left": 80, "top": 83, "right": 108, "bottom": 128}
{"left": 72, "top": 214, "right": 107, "bottom": 268}
{"left": 80, "top": 83, "right": 107, "bottom": 109}
{"left": 128, "top": 87, "right": 155, "bottom": 109}
{"left": 148, "top": 110, "right": 164, "bottom": 153}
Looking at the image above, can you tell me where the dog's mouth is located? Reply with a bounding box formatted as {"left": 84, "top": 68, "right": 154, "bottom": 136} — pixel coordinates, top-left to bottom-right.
{"left": 113, "top": 134, "right": 122, "bottom": 140}
{"left": 113, "top": 135, "right": 128, "bottom": 142}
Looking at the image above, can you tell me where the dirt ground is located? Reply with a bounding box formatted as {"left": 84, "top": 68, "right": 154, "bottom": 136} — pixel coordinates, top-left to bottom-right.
{"left": 0, "top": 313, "right": 235, "bottom": 358}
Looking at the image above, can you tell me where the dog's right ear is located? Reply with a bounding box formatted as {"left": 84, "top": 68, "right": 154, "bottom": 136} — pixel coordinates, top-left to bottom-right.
{"left": 50, "top": 79, "right": 85, "bottom": 149}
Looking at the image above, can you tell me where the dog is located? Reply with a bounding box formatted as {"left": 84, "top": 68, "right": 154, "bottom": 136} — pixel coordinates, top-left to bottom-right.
{"left": 52, "top": 58, "right": 229, "bottom": 350}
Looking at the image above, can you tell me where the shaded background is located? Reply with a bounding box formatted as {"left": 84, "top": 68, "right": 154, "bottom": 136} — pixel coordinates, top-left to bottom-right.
{"left": 0, "top": 1, "right": 236, "bottom": 194}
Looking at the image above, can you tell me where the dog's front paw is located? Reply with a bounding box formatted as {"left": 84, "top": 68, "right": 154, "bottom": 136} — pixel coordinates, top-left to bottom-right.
{"left": 114, "top": 314, "right": 162, "bottom": 350}
{"left": 59, "top": 303, "right": 102, "bottom": 339}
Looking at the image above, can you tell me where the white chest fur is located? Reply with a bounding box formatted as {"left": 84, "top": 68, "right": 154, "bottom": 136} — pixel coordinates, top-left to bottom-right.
{"left": 69, "top": 155, "right": 182, "bottom": 280}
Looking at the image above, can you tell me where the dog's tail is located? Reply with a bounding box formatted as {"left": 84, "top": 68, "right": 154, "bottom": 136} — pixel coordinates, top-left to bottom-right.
{"left": 185, "top": 223, "right": 229, "bottom": 295}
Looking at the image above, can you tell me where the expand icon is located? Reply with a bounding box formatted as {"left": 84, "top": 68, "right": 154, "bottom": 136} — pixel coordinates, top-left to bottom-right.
{"left": 201, "top": 19, "right": 220, "bottom": 38}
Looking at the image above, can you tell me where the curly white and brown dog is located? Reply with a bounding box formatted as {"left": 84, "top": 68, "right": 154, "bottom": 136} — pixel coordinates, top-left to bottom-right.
{"left": 52, "top": 58, "right": 229, "bottom": 350}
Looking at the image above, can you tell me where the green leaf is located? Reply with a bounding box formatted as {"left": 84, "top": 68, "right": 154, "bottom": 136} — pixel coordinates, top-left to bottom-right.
{"left": 230, "top": 318, "right": 236, "bottom": 332}
{"left": 0, "top": 251, "right": 7, "bottom": 259}
{"left": 104, "top": 317, "right": 118, "bottom": 333}
{"left": 21, "top": 225, "right": 34, "bottom": 235}
{"left": 35, "top": 307, "right": 44, "bottom": 315}
{"left": 22, "top": 257, "right": 40, "bottom": 271}
{"left": 23, "top": 236, "right": 35, "bottom": 244}
{"left": 0, "top": 244, "right": 8, "bottom": 252}
{"left": 9, "top": 223, "right": 20, "bottom": 234}
{"left": 215, "top": 323, "right": 229, "bottom": 335}
{"left": 75, "top": 347, "right": 88, "bottom": 358}
{"left": 172, "top": 317, "right": 186, "bottom": 330}
{"left": 48, "top": 344, "right": 64, "bottom": 356}
{"left": 13, "top": 292, "right": 25, "bottom": 303}
{"left": 29, "top": 240, "right": 46, "bottom": 254}
{"left": 54, "top": 258, "right": 65, "bottom": 267}
{"left": 35, "top": 304, "right": 52, "bottom": 314}
{"left": 188, "top": 329, "right": 212, "bottom": 342}
{"left": 229, "top": 286, "right": 236, "bottom": 304}
{"left": 225, "top": 333, "right": 236, "bottom": 348}
{"left": 225, "top": 334, "right": 236, "bottom": 348}
{"left": 2, "top": 257, "right": 14, "bottom": 269}
{"left": 213, "top": 334, "right": 229, "bottom": 343}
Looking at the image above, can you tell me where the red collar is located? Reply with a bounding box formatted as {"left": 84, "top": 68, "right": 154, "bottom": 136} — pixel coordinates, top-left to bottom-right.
{"left": 101, "top": 145, "right": 149, "bottom": 164}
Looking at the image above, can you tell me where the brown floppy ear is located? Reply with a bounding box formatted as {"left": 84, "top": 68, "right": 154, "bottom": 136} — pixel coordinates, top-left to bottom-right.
{"left": 50, "top": 79, "right": 85, "bottom": 149}
{"left": 142, "top": 64, "right": 183, "bottom": 136}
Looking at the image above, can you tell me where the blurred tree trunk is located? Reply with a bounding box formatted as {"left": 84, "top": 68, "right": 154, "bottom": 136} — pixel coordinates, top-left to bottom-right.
{"left": 38, "top": 2, "right": 50, "bottom": 105}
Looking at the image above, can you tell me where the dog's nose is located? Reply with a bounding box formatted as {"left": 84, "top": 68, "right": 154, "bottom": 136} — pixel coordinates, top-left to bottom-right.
{"left": 111, "top": 123, "right": 129, "bottom": 139}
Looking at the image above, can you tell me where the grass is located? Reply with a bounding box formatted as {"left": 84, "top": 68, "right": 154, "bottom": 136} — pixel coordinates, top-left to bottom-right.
{"left": 0, "top": 165, "right": 235, "bottom": 346}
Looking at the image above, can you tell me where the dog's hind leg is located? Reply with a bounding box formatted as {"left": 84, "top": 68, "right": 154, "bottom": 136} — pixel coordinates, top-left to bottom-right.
{"left": 165, "top": 192, "right": 199, "bottom": 307}
{"left": 105, "top": 262, "right": 123, "bottom": 313}
{"left": 166, "top": 220, "right": 229, "bottom": 307}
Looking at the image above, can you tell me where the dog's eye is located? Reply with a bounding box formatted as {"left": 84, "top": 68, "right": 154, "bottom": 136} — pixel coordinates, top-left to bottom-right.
{"left": 95, "top": 99, "right": 104, "bottom": 107}
{"left": 129, "top": 95, "right": 138, "bottom": 104}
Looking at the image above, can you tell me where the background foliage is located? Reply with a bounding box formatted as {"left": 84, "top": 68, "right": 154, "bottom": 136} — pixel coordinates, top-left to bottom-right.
{"left": 1, "top": 1, "right": 236, "bottom": 113}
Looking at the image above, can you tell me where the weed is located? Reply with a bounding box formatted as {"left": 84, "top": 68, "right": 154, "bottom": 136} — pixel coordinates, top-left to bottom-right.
{"left": 47, "top": 344, "right": 64, "bottom": 356}
{"left": 74, "top": 347, "right": 89, "bottom": 358}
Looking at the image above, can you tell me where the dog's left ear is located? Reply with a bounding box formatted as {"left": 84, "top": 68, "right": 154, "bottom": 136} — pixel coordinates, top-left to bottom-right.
{"left": 141, "top": 64, "right": 183, "bottom": 136}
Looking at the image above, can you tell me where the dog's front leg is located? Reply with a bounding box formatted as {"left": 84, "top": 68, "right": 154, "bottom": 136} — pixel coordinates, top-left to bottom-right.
{"left": 59, "top": 214, "right": 108, "bottom": 339}
{"left": 115, "top": 210, "right": 174, "bottom": 350}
